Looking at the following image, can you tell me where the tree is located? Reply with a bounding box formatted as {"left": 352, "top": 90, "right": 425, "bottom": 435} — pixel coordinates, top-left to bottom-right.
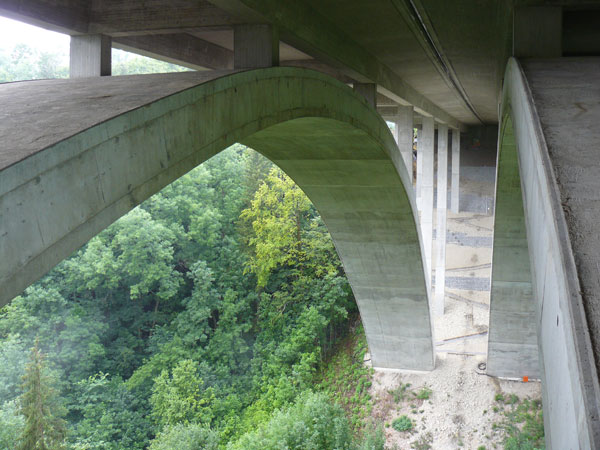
{"left": 149, "top": 423, "right": 219, "bottom": 450}
{"left": 150, "top": 359, "right": 215, "bottom": 428}
{"left": 18, "top": 339, "right": 66, "bottom": 450}
{"left": 240, "top": 167, "right": 311, "bottom": 287}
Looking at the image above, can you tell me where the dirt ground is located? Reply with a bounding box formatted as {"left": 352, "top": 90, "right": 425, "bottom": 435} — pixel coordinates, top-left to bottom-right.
{"left": 367, "top": 174, "right": 542, "bottom": 449}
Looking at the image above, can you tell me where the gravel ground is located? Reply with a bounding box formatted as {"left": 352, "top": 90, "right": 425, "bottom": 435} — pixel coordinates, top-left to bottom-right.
{"left": 368, "top": 177, "right": 542, "bottom": 449}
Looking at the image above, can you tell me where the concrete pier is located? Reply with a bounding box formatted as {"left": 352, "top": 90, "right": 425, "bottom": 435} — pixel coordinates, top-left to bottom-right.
{"left": 451, "top": 128, "right": 460, "bottom": 213}
{"left": 434, "top": 124, "right": 448, "bottom": 316}
{"left": 420, "top": 117, "right": 435, "bottom": 281}
{"left": 393, "top": 106, "right": 414, "bottom": 185}
{"left": 416, "top": 124, "right": 423, "bottom": 210}
{"left": 69, "top": 35, "right": 111, "bottom": 78}
{"left": 233, "top": 24, "right": 279, "bottom": 69}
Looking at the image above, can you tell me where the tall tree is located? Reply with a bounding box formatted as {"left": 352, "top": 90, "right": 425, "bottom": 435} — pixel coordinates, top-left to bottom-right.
{"left": 18, "top": 339, "right": 66, "bottom": 450}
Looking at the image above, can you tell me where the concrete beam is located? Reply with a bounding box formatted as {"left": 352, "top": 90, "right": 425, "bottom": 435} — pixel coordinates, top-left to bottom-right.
{"left": 0, "top": 0, "right": 89, "bottom": 34}
{"left": 281, "top": 59, "right": 353, "bottom": 84}
{"left": 207, "top": 0, "right": 464, "bottom": 129}
{"left": 419, "top": 116, "right": 435, "bottom": 282}
{"left": 113, "top": 33, "right": 234, "bottom": 70}
{"left": 234, "top": 24, "right": 278, "bottom": 69}
{"left": 514, "top": 7, "right": 562, "bottom": 58}
{"left": 388, "top": 0, "right": 483, "bottom": 124}
{"left": 434, "top": 124, "right": 448, "bottom": 316}
{"left": 70, "top": 34, "right": 111, "bottom": 77}
{"left": 451, "top": 128, "right": 460, "bottom": 213}
{"left": 88, "top": 0, "right": 248, "bottom": 36}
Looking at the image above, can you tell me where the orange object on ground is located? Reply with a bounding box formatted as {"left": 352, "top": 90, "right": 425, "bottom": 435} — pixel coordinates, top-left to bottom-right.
{"left": 523, "top": 376, "right": 529, "bottom": 382}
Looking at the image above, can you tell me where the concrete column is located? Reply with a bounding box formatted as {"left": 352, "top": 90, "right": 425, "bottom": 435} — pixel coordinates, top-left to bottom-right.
{"left": 416, "top": 124, "right": 423, "bottom": 209}
{"left": 420, "top": 117, "right": 435, "bottom": 283}
{"left": 70, "top": 35, "right": 111, "bottom": 78}
{"left": 353, "top": 83, "right": 377, "bottom": 108}
{"left": 434, "top": 124, "right": 448, "bottom": 316}
{"left": 451, "top": 128, "right": 460, "bottom": 213}
{"left": 234, "top": 24, "right": 279, "bottom": 69}
{"left": 393, "top": 105, "right": 414, "bottom": 184}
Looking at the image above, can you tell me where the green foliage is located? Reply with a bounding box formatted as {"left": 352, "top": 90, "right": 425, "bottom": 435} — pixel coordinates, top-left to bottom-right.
{"left": 500, "top": 397, "right": 545, "bottom": 450}
{"left": 0, "top": 400, "right": 24, "bottom": 450}
{"left": 149, "top": 423, "right": 219, "bottom": 450}
{"left": 0, "top": 43, "right": 67, "bottom": 82}
{"left": 18, "top": 340, "right": 67, "bottom": 450}
{"left": 68, "top": 374, "right": 152, "bottom": 450}
{"left": 112, "top": 49, "right": 189, "bottom": 75}
{"left": 0, "top": 104, "right": 358, "bottom": 448}
{"left": 150, "top": 359, "right": 215, "bottom": 428}
{"left": 241, "top": 167, "right": 312, "bottom": 287}
{"left": 318, "top": 323, "right": 375, "bottom": 434}
{"left": 392, "top": 415, "right": 414, "bottom": 432}
{"left": 230, "top": 391, "right": 353, "bottom": 450}
{"left": 416, "top": 386, "right": 432, "bottom": 400}
{"left": 411, "top": 432, "right": 433, "bottom": 450}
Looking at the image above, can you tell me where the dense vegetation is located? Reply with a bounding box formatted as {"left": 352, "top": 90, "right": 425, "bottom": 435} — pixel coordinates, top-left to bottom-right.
{"left": 0, "top": 44, "right": 383, "bottom": 449}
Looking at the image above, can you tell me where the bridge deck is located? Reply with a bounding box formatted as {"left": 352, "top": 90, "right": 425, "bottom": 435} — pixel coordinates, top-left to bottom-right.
{"left": 0, "top": 71, "right": 236, "bottom": 171}
{"left": 522, "top": 58, "right": 600, "bottom": 375}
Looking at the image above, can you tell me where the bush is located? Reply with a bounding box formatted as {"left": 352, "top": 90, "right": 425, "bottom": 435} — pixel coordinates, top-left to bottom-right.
{"left": 416, "top": 387, "right": 432, "bottom": 400}
{"left": 229, "top": 391, "right": 353, "bottom": 449}
{"left": 392, "top": 415, "right": 413, "bottom": 432}
{"left": 149, "top": 423, "right": 219, "bottom": 450}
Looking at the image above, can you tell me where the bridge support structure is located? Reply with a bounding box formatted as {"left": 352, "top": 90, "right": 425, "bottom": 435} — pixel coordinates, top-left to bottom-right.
{"left": 0, "top": 67, "right": 436, "bottom": 371}
{"left": 490, "top": 57, "right": 600, "bottom": 448}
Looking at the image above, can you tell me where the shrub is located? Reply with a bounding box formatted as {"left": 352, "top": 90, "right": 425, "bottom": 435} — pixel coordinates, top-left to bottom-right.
{"left": 149, "top": 424, "right": 219, "bottom": 450}
{"left": 392, "top": 415, "right": 413, "bottom": 432}
{"left": 416, "top": 387, "right": 432, "bottom": 400}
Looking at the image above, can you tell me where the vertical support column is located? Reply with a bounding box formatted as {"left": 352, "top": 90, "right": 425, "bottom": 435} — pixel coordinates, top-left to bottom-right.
{"left": 416, "top": 124, "right": 424, "bottom": 210}
{"left": 451, "top": 128, "right": 460, "bottom": 213}
{"left": 420, "top": 117, "right": 435, "bottom": 284}
{"left": 434, "top": 124, "right": 448, "bottom": 316}
{"left": 394, "top": 105, "right": 414, "bottom": 184}
{"left": 70, "top": 35, "right": 111, "bottom": 78}
{"left": 353, "top": 83, "right": 377, "bottom": 108}
{"left": 234, "top": 24, "right": 279, "bottom": 69}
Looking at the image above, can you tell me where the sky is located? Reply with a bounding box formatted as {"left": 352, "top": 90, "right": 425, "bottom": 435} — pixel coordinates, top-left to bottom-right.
{"left": 0, "top": 15, "right": 138, "bottom": 65}
{"left": 0, "top": 16, "right": 69, "bottom": 54}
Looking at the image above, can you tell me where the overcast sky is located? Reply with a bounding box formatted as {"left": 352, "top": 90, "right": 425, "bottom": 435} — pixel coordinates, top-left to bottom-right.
{"left": 0, "top": 16, "right": 69, "bottom": 53}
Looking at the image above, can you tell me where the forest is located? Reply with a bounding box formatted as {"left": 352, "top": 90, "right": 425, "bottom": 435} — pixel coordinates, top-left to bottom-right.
{"left": 0, "top": 45, "right": 384, "bottom": 449}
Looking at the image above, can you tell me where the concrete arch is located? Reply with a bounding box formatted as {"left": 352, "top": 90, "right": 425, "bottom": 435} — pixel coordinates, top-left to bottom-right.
{"left": 491, "top": 58, "right": 600, "bottom": 448}
{"left": 0, "top": 67, "right": 434, "bottom": 371}
{"left": 488, "top": 114, "right": 539, "bottom": 379}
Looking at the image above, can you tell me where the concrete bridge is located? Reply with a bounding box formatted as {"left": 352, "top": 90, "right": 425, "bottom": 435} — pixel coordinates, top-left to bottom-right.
{"left": 1, "top": 0, "right": 600, "bottom": 447}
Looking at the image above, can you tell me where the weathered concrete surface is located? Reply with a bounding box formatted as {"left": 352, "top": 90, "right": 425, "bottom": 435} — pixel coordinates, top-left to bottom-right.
{"left": 70, "top": 34, "right": 111, "bottom": 77}
{"left": 433, "top": 124, "right": 447, "bottom": 316}
{"left": 0, "top": 68, "right": 434, "bottom": 371}
{"left": 488, "top": 117, "right": 539, "bottom": 379}
{"left": 499, "top": 57, "right": 600, "bottom": 449}
{"left": 420, "top": 117, "right": 434, "bottom": 282}
{"left": 451, "top": 128, "right": 460, "bottom": 213}
{"left": 392, "top": 105, "right": 414, "bottom": 186}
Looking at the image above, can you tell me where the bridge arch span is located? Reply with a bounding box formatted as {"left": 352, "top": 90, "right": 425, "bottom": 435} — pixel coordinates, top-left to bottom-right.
{"left": 0, "top": 67, "right": 433, "bottom": 370}
{"left": 490, "top": 58, "right": 600, "bottom": 447}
